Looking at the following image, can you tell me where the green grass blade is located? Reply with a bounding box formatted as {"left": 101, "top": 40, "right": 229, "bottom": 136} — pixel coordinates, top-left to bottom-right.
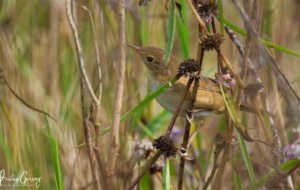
{"left": 45, "top": 113, "right": 64, "bottom": 190}
{"left": 0, "top": 101, "right": 16, "bottom": 170}
{"left": 233, "top": 171, "right": 243, "bottom": 190}
{"left": 219, "top": 85, "right": 253, "bottom": 141}
{"left": 222, "top": 19, "right": 300, "bottom": 58}
{"left": 219, "top": 86, "right": 257, "bottom": 184}
{"left": 0, "top": 130, "right": 14, "bottom": 168}
{"left": 147, "top": 110, "right": 171, "bottom": 133}
{"left": 236, "top": 131, "right": 257, "bottom": 185}
{"left": 176, "top": 0, "right": 189, "bottom": 59}
{"left": 164, "top": 0, "right": 176, "bottom": 63}
{"left": 121, "top": 78, "right": 176, "bottom": 122}
{"left": 217, "top": 0, "right": 224, "bottom": 34}
{"left": 249, "top": 159, "right": 300, "bottom": 190}
{"left": 163, "top": 159, "right": 171, "bottom": 190}
{"left": 138, "top": 120, "right": 155, "bottom": 138}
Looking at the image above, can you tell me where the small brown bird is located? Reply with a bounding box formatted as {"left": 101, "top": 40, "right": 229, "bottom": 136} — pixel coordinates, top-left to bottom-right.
{"left": 129, "top": 45, "right": 226, "bottom": 119}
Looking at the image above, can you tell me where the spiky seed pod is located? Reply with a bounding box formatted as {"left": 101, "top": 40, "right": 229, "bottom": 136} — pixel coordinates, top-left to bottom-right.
{"left": 153, "top": 135, "right": 177, "bottom": 158}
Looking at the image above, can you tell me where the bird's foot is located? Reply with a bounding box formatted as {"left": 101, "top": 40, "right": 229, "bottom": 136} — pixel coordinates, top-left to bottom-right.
{"left": 180, "top": 147, "right": 194, "bottom": 160}
{"left": 185, "top": 113, "right": 194, "bottom": 124}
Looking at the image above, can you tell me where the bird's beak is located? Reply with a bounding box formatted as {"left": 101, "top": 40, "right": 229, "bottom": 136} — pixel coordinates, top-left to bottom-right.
{"left": 127, "top": 44, "right": 140, "bottom": 52}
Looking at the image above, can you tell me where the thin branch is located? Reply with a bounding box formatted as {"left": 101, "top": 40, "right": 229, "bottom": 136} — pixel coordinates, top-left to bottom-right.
{"left": 82, "top": 5, "right": 108, "bottom": 188}
{"left": 178, "top": 76, "right": 198, "bottom": 190}
{"left": 126, "top": 151, "right": 162, "bottom": 190}
{"left": 107, "top": 0, "right": 126, "bottom": 180}
{"left": 1, "top": 77, "right": 56, "bottom": 122}
{"left": 66, "top": 1, "right": 99, "bottom": 105}
{"left": 185, "top": 0, "right": 208, "bottom": 33}
{"left": 82, "top": 6, "right": 103, "bottom": 104}
{"left": 66, "top": 0, "right": 101, "bottom": 189}
{"left": 165, "top": 77, "right": 194, "bottom": 136}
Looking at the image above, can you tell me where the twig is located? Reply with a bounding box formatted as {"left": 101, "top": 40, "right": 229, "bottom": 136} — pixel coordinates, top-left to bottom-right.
{"left": 178, "top": 37, "right": 204, "bottom": 189}
{"left": 82, "top": 5, "right": 108, "bottom": 188}
{"left": 165, "top": 77, "right": 194, "bottom": 136}
{"left": 1, "top": 77, "right": 56, "bottom": 122}
{"left": 126, "top": 151, "right": 162, "bottom": 190}
{"left": 178, "top": 76, "right": 199, "bottom": 190}
{"left": 66, "top": 0, "right": 101, "bottom": 189}
{"left": 66, "top": 1, "right": 99, "bottom": 105}
{"left": 203, "top": 133, "right": 227, "bottom": 190}
{"left": 107, "top": 0, "right": 126, "bottom": 181}
{"left": 81, "top": 6, "right": 103, "bottom": 105}
{"left": 212, "top": 113, "right": 233, "bottom": 190}
{"left": 224, "top": 26, "right": 260, "bottom": 81}
{"left": 185, "top": 0, "right": 208, "bottom": 33}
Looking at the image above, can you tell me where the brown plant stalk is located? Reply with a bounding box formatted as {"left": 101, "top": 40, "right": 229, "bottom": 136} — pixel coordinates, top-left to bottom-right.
{"left": 66, "top": 0, "right": 101, "bottom": 189}
{"left": 107, "top": 0, "right": 126, "bottom": 184}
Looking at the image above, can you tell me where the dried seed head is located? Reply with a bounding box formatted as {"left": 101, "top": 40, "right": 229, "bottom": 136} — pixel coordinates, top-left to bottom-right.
{"left": 176, "top": 59, "right": 199, "bottom": 79}
{"left": 153, "top": 135, "right": 177, "bottom": 158}
{"left": 244, "top": 82, "right": 264, "bottom": 99}
{"left": 195, "top": 0, "right": 218, "bottom": 23}
{"left": 215, "top": 133, "right": 227, "bottom": 153}
{"left": 215, "top": 72, "right": 236, "bottom": 94}
{"left": 284, "top": 144, "right": 300, "bottom": 160}
{"left": 200, "top": 33, "right": 223, "bottom": 51}
{"left": 133, "top": 140, "right": 154, "bottom": 161}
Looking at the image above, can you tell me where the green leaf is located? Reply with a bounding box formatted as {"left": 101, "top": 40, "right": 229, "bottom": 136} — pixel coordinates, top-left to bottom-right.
{"left": 249, "top": 159, "right": 300, "bottom": 190}
{"left": 147, "top": 110, "right": 171, "bottom": 133}
{"left": 138, "top": 120, "right": 155, "bottom": 138}
{"left": 233, "top": 171, "right": 243, "bottom": 190}
{"left": 219, "top": 85, "right": 253, "bottom": 141}
{"left": 217, "top": 0, "right": 224, "bottom": 34}
{"left": 176, "top": 0, "right": 189, "bottom": 59}
{"left": 163, "top": 159, "right": 171, "bottom": 190}
{"left": 44, "top": 111, "right": 64, "bottom": 190}
{"left": 236, "top": 131, "right": 257, "bottom": 186}
{"left": 121, "top": 78, "right": 176, "bottom": 122}
{"left": 164, "top": 0, "right": 176, "bottom": 63}
{"left": 219, "top": 86, "right": 257, "bottom": 186}
{"left": 222, "top": 19, "right": 300, "bottom": 58}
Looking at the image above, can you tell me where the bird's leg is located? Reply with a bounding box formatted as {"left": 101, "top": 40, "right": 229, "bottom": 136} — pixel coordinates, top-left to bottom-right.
{"left": 179, "top": 113, "right": 194, "bottom": 160}
{"left": 185, "top": 111, "right": 194, "bottom": 124}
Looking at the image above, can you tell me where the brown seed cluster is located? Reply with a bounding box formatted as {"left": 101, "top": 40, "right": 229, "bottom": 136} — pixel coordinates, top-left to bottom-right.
{"left": 215, "top": 133, "right": 227, "bottom": 154}
{"left": 200, "top": 33, "right": 224, "bottom": 51}
{"left": 244, "top": 82, "right": 264, "bottom": 99}
{"left": 176, "top": 59, "right": 199, "bottom": 79}
{"left": 153, "top": 135, "right": 177, "bottom": 158}
{"left": 194, "top": 0, "right": 218, "bottom": 23}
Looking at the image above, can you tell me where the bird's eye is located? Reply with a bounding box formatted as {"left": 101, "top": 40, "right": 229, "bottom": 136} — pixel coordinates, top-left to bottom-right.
{"left": 146, "top": 56, "right": 154, "bottom": 63}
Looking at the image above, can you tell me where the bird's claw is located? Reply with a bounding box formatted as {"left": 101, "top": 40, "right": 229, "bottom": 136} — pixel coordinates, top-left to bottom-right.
{"left": 185, "top": 113, "right": 194, "bottom": 124}
{"left": 180, "top": 151, "right": 194, "bottom": 160}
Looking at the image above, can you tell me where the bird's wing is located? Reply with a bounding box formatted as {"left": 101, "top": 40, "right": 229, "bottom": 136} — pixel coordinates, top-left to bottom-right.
{"left": 173, "top": 76, "right": 225, "bottom": 113}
